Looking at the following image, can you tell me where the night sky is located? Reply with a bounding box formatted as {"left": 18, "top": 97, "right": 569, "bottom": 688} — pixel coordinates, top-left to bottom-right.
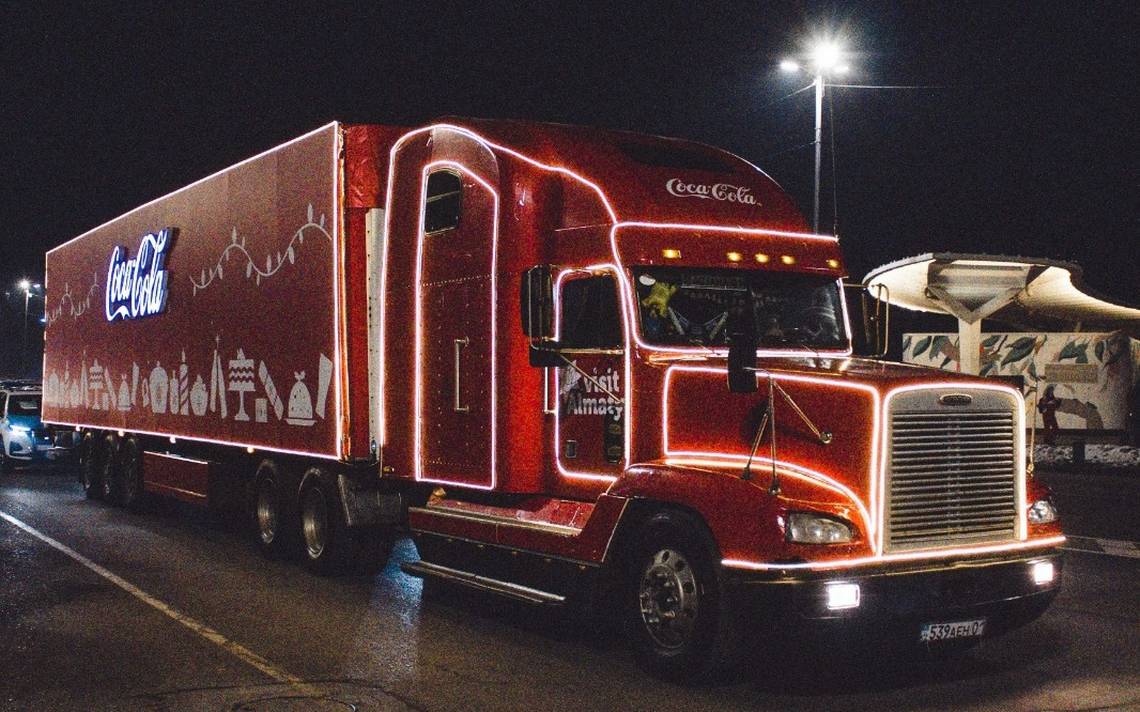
{"left": 2, "top": 1, "right": 1136, "bottom": 375}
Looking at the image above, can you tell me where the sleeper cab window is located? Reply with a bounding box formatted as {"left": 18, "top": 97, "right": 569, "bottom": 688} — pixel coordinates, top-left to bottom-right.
{"left": 423, "top": 170, "right": 462, "bottom": 234}
{"left": 560, "top": 274, "right": 623, "bottom": 349}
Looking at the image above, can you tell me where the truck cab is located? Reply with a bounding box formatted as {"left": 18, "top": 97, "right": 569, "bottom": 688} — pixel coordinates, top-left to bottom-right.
{"left": 366, "top": 121, "right": 1064, "bottom": 679}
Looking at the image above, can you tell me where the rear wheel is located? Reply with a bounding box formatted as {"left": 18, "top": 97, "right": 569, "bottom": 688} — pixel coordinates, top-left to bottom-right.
{"left": 625, "top": 510, "right": 741, "bottom": 682}
{"left": 117, "top": 436, "right": 145, "bottom": 512}
{"left": 99, "top": 434, "right": 120, "bottom": 504}
{"left": 80, "top": 432, "right": 104, "bottom": 500}
{"left": 253, "top": 460, "right": 296, "bottom": 559}
{"left": 299, "top": 468, "right": 390, "bottom": 576}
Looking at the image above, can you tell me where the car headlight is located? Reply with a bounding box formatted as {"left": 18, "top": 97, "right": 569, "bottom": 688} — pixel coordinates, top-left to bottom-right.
{"left": 787, "top": 512, "right": 855, "bottom": 544}
{"left": 9, "top": 425, "right": 31, "bottom": 435}
{"left": 1027, "top": 499, "right": 1058, "bottom": 524}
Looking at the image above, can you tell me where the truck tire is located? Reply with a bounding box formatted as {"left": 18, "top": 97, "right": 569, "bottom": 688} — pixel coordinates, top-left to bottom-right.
{"left": 625, "top": 510, "right": 742, "bottom": 682}
{"left": 80, "top": 432, "right": 105, "bottom": 500}
{"left": 99, "top": 433, "right": 121, "bottom": 504}
{"left": 298, "top": 469, "right": 348, "bottom": 575}
{"left": 117, "top": 436, "right": 145, "bottom": 512}
{"left": 299, "top": 468, "right": 385, "bottom": 576}
{"left": 253, "top": 460, "right": 298, "bottom": 559}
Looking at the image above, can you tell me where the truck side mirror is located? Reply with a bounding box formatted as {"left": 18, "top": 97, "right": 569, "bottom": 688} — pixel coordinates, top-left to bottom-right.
{"left": 843, "top": 282, "right": 890, "bottom": 358}
{"left": 727, "top": 332, "right": 758, "bottom": 393}
{"left": 520, "top": 265, "right": 555, "bottom": 339}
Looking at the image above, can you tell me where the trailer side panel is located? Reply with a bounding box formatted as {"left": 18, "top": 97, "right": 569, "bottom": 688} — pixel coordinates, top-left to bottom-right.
{"left": 42, "top": 124, "right": 343, "bottom": 459}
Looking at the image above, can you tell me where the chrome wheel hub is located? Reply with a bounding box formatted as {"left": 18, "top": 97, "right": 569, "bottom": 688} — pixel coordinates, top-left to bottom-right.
{"left": 302, "top": 486, "right": 328, "bottom": 559}
{"left": 638, "top": 547, "right": 699, "bottom": 649}
{"left": 256, "top": 479, "right": 278, "bottom": 545}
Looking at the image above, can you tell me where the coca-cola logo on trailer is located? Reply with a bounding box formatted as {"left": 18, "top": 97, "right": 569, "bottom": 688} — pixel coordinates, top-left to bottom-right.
{"left": 105, "top": 228, "right": 173, "bottom": 322}
{"left": 665, "top": 178, "right": 759, "bottom": 206}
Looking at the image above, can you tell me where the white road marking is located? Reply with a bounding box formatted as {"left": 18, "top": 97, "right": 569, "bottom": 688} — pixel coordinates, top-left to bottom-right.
{"left": 1062, "top": 535, "right": 1140, "bottom": 559}
{"left": 0, "top": 510, "right": 318, "bottom": 696}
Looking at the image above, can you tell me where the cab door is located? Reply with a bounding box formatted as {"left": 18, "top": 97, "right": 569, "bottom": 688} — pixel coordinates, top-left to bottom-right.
{"left": 417, "top": 168, "right": 498, "bottom": 489}
{"left": 553, "top": 271, "right": 626, "bottom": 480}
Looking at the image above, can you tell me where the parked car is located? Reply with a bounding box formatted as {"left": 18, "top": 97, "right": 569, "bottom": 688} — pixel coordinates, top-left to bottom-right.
{"left": 1, "top": 386, "right": 75, "bottom": 472}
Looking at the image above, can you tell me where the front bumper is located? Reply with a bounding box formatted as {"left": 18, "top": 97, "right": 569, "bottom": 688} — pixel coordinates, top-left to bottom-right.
{"left": 727, "top": 550, "right": 1063, "bottom": 643}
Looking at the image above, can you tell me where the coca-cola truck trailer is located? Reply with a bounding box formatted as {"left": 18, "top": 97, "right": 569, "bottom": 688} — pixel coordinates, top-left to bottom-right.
{"left": 42, "top": 120, "right": 1065, "bottom": 680}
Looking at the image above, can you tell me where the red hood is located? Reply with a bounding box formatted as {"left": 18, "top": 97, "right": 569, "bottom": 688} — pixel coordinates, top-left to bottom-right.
{"left": 653, "top": 356, "right": 1020, "bottom": 539}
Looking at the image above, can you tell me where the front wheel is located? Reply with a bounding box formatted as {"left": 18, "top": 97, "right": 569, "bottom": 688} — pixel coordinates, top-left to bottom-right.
{"left": 626, "top": 510, "right": 741, "bottom": 682}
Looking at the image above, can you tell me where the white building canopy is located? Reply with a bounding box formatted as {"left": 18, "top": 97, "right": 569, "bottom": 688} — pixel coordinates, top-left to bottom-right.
{"left": 864, "top": 253, "right": 1140, "bottom": 373}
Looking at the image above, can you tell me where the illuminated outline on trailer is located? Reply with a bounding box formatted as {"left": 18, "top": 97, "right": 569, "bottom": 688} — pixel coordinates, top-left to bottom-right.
{"left": 412, "top": 161, "right": 500, "bottom": 490}
{"left": 44, "top": 123, "right": 345, "bottom": 461}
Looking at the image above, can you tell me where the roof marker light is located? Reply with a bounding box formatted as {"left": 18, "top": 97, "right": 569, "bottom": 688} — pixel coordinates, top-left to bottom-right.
{"left": 726, "top": 251, "right": 743, "bottom": 262}
{"left": 827, "top": 259, "right": 840, "bottom": 269}
{"left": 755, "top": 253, "right": 770, "bottom": 264}
{"left": 781, "top": 255, "right": 796, "bottom": 265}
{"left": 663, "top": 248, "right": 681, "bottom": 259}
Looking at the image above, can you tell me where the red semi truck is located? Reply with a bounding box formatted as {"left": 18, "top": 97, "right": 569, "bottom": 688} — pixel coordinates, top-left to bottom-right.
{"left": 43, "top": 120, "right": 1065, "bottom": 679}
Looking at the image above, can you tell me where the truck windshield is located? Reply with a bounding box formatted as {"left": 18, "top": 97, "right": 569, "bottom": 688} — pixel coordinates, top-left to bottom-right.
{"left": 632, "top": 267, "right": 846, "bottom": 349}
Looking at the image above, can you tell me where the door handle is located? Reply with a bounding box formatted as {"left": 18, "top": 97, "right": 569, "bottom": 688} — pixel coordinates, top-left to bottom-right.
{"left": 453, "top": 337, "right": 470, "bottom": 412}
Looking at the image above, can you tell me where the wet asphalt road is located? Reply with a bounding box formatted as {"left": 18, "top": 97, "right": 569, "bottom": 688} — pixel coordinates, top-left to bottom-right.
{"left": 1, "top": 467, "right": 1138, "bottom": 712}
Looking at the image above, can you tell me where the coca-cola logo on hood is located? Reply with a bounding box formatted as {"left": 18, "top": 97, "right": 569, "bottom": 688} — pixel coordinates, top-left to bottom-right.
{"left": 665, "top": 178, "right": 759, "bottom": 206}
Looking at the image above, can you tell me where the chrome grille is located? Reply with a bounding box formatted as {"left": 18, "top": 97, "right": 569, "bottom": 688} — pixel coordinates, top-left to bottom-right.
{"left": 887, "top": 392, "right": 1019, "bottom": 551}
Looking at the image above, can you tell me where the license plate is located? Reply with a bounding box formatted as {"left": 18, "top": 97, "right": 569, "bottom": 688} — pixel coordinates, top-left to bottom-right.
{"left": 919, "top": 618, "right": 986, "bottom": 642}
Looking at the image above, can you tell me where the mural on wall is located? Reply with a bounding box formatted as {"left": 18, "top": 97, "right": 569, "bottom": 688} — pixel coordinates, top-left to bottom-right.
{"left": 902, "top": 331, "right": 1139, "bottom": 431}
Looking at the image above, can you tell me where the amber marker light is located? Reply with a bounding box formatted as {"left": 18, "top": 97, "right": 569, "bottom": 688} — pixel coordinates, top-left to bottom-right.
{"left": 726, "top": 251, "right": 743, "bottom": 262}
{"left": 755, "top": 253, "right": 770, "bottom": 264}
{"left": 662, "top": 248, "right": 682, "bottom": 259}
{"left": 781, "top": 255, "right": 796, "bottom": 265}
{"left": 827, "top": 259, "right": 840, "bottom": 269}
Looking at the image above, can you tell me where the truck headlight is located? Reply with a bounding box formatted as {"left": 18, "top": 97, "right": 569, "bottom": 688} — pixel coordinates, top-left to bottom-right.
{"left": 787, "top": 512, "right": 855, "bottom": 544}
{"left": 1027, "top": 499, "right": 1057, "bottom": 524}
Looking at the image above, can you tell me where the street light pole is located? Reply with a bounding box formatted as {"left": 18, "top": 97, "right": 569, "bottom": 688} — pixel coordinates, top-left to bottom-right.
{"left": 18, "top": 279, "right": 31, "bottom": 374}
{"left": 780, "top": 42, "right": 850, "bottom": 234}
{"left": 813, "top": 72, "right": 824, "bottom": 233}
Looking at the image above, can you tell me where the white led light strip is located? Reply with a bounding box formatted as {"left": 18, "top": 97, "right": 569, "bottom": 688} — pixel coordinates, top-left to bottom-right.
{"left": 412, "top": 161, "right": 499, "bottom": 491}
{"left": 552, "top": 265, "right": 630, "bottom": 483}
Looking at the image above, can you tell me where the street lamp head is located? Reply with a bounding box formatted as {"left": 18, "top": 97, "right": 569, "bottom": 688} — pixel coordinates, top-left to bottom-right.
{"left": 17, "top": 279, "right": 30, "bottom": 292}
{"left": 809, "top": 41, "right": 842, "bottom": 72}
{"left": 779, "top": 59, "right": 801, "bottom": 73}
